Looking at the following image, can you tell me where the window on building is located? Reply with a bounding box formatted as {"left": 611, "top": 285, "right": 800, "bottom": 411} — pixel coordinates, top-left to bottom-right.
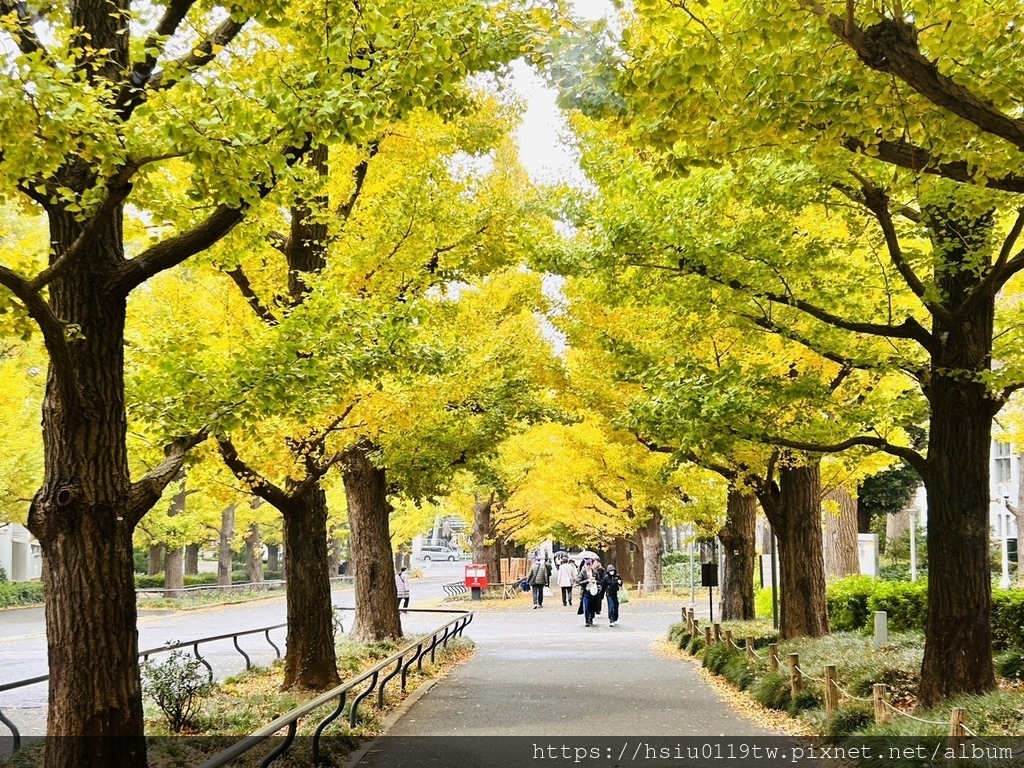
{"left": 994, "top": 441, "right": 1013, "bottom": 486}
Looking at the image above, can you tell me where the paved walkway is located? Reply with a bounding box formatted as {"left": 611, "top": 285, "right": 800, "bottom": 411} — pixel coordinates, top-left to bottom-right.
{"left": 346, "top": 596, "right": 782, "bottom": 768}
{"left": 350, "top": 597, "right": 781, "bottom": 768}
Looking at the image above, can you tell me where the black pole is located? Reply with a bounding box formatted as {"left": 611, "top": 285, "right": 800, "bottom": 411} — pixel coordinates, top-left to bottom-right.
{"left": 708, "top": 585, "right": 713, "bottom": 623}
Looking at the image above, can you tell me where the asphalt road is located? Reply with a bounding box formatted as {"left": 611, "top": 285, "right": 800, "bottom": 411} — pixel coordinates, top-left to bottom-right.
{"left": 0, "top": 560, "right": 467, "bottom": 737}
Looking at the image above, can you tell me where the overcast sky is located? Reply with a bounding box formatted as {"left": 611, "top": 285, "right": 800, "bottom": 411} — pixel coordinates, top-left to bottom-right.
{"left": 512, "top": 0, "right": 612, "bottom": 187}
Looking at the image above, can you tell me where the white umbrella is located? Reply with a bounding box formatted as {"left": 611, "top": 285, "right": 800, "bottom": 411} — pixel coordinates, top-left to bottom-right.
{"left": 568, "top": 550, "right": 600, "bottom": 562}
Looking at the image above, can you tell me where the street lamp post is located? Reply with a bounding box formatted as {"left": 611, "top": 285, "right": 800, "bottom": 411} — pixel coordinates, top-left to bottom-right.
{"left": 1001, "top": 496, "right": 1012, "bottom": 590}
{"left": 909, "top": 504, "right": 917, "bottom": 582}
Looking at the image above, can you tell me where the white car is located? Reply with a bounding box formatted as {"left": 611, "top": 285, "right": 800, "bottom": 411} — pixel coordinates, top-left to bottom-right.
{"left": 416, "top": 546, "right": 461, "bottom": 562}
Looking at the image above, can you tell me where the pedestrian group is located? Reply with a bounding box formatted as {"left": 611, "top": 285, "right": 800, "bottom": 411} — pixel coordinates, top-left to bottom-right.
{"left": 526, "top": 551, "right": 625, "bottom": 627}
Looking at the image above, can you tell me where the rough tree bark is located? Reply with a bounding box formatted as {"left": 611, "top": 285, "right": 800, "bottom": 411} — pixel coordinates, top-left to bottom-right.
{"left": 164, "top": 478, "right": 187, "bottom": 597}
{"left": 822, "top": 487, "right": 860, "bottom": 578}
{"left": 245, "top": 522, "right": 264, "bottom": 584}
{"left": 218, "top": 505, "right": 235, "bottom": 588}
{"left": 637, "top": 507, "right": 664, "bottom": 591}
{"left": 342, "top": 439, "right": 402, "bottom": 642}
{"left": 147, "top": 544, "right": 164, "bottom": 576}
{"left": 471, "top": 492, "right": 502, "bottom": 583}
{"left": 267, "top": 543, "right": 280, "bottom": 573}
{"left": 185, "top": 543, "right": 200, "bottom": 576}
{"left": 218, "top": 438, "right": 340, "bottom": 689}
{"left": 719, "top": 489, "right": 757, "bottom": 621}
{"left": 756, "top": 460, "right": 829, "bottom": 640}
{"left": 279, "top": 486, "right": 338, "bottom": 689}
{"left": 611, "top": 537, "right": 638, "bottom": 583}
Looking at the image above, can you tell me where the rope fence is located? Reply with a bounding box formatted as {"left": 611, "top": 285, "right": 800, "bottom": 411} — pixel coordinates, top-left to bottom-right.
{"left": 678, "top": 607, "right": 1021, "bottom": 745}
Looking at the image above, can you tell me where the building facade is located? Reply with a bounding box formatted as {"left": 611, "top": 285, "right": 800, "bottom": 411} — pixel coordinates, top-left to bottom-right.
{"left": 0, "top": 523, "right": 43, "bottom": 581}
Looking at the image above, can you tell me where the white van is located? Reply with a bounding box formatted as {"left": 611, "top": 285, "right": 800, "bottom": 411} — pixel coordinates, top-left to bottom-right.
{"left": 415, "top": 545, "right": 461, "bottom": 561}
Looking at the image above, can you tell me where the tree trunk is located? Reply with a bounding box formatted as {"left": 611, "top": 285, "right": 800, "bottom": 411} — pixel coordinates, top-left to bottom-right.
{"left": 164, "top": 547, "right": 184, "bottom": 597}
{"left": 343, "top": 440, "right": 402, "bottom": 642}
{"left": 280, "top": 487, "right": 339, "bottom": 689}
{"left": 915, "top": 207, "right": 997, "bottom": 706}
{"left": 164, "top": 479, "right": 186, "bottom": 597}
{"left": 267, "top": 543, "right": 280, "bottom": 573}
{"left": 185, "top": 543, "right": 200, "bottom": 576}
{"left": 719, "top": 489, "right": 757, "bottom": 621}
{"left": 757, "top": 461, "right": 829, "bottom": 640}
{"left": 471, "top": 492, "right": 501, "bottom": 583}
{"left": 611, "top": 537, "right": 637, "bottom": 583}
{"left": 637, "top": 507, "right": 664, "bottom": 591}
{"left": 218, "top": 505, "right": 235, "bottom": 588}
{"left": 822, "top": 487, "right": 860, "bottom": 578}
{"left": 245, "top": 523, "right": 264, "bottom": 584}
{"left": 147, "top": 543, "right": 164, "bottom": 576}
{"left": 329, "top": 537, "right": 342, "bottom": 578}
{"left": 26, "top": 208, "right": 147, "bottom": 768}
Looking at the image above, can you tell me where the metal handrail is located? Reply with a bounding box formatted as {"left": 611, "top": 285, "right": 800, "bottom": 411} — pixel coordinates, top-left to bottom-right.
{"left": 196, "top": 608, "right": 473, "bottom": 768}
{"left": 0, "top": 622, "right": 289, "bottom": 751}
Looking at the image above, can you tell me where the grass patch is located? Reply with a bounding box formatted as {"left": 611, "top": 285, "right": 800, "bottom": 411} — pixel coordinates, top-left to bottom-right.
{"left": 680, "top": 620, "right": 1024, "bottom": 738}
{"left": 133, "top": 631, "right": 476, "bottom": 767}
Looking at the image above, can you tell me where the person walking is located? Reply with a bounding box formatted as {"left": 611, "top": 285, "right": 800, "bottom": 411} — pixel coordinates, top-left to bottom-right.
{"left": 602, "top": 564, "right": 623, "bottom": 626}
{"left": 556, "top": 556, "right": 578, "bottom": 606}
{"left": 526, "top": 556, "right": 552, "bottom": 608}
{"left": 576, "top": 558, "right": 604, "bottom": 626}
{"left": 395, "top": 566, "right": 410, "bottom": 610}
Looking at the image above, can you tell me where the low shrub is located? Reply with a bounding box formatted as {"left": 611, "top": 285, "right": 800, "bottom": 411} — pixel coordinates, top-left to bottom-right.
{"left": 994, "top": 648, "right": 1024, "bottom": 680}
{"left": 141, "top": 649, "right": 214, "bottom": 733}
{"left": 992, "top": 589, "right": 1024, "bottom": 650}
{"left": 722, "top": 655, "right": 758, "bottom": 690}
{"left": 0, "top": 580, "right": 45, "bottom": 607}
{"left": 820, "top": 701, "right": 874, "bottom": 739}
{"left": 867, "top": 581, "right": 927, "bottom": 633}
{"left": 702, "top": 642, "right": 738, "bottom": 676}
{"left": 788, "top": 689, "right": 820, "bottom": 715}
{"left": 826, "top": 576, "right": 877, "bottom": 632}
{"left": 687, "top": 636, "right": 705, "bottom": 655}
{"left": 749, "top": 671, "right": 791, "bottom": 711}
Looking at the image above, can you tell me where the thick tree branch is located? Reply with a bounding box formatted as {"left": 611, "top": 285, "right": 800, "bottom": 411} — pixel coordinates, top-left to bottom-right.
{"left": 971, "top": 208, "right": 1024, "bottom": 303}
{"left": 337, "top": 141, "right": 379, "bottom": 221}
{"left": 841, "top": 136, "right": 1024, "bottom": 193}
{"left": 125, "top": 429, "right": 209, "bottom": 526}
{"left": 114, "top": 139, "right": 312, "bottom": 294}
{"left": 223, "top": 266, "right": 279, "bottom": 325}
{"left": 816, "top": 11, "right": 1024, "bottom": 151}
{"left": 216, "top": 437, "right": 292, "bottom": 510}
{"left": 119, "top": 14, "right": 248, "bottom": 122}
{"left": 0, "top": 264, "right": 82, "bottom": 412}
{"left": 113, "top": 0, "right": 200, "bottom": 120}
{"left": 30, "top": 164, "right": 139, "bottom": 291}
{"left": 675, "top": 257, "right": 938, "bottom": 354}
{"left": 758, "top": 432, "right": 927, "bottom": 477}
{"left": 856, "top": 178, "right": 955, "bottom": 325}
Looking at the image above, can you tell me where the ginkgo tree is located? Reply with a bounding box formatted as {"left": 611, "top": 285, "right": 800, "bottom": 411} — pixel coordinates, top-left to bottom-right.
{"left": 547, "top": 183, "right": 917, "bottom": 635}
{"left": 0, "top": 0, "right": 539, "bottom": 761}
{"left": 582, "top": 0, "right": 1024, "bottom": 704}
{"left": 499, "top": 415, "right": 722, "bottom": 586}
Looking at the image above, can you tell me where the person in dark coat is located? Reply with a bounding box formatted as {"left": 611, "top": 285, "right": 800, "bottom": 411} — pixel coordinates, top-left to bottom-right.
{"left": 602, "top": 564, "right": 623, "bottom": 626}
{"left": 576, "top": 558, "right": 605, "bottom": 626}
{"left": 526, "top": 557, "right": 552, "bottom": 608}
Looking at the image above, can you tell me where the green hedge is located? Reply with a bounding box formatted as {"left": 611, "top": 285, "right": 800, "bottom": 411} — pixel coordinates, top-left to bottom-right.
{"left": 135, "top": 571, "right": 283, "bottom": 589}
{"left": 0, "top": 581, "right": 45, "bottom": 607}
{"left": 992, "top": 589, "right": 1024, "bottom": 650}
{"left": 826, "top": 576, "right": 1024, "bottom": 650}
